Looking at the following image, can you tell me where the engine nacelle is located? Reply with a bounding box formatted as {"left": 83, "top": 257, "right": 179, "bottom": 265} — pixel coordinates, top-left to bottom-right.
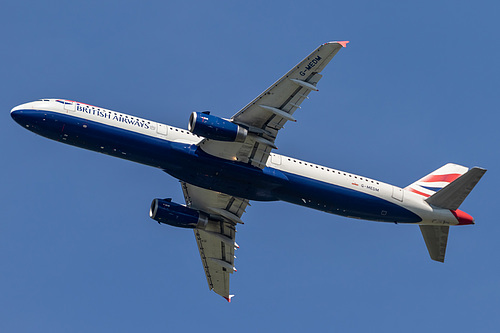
{"left": 188, "top": 112, "right": 247, "bottom": 142}
{"left": 149, "top": 198, "right": 208, "bottom": 229}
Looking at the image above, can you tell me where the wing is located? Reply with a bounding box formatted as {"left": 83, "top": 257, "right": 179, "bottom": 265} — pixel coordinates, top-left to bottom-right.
{"left": 199, "top": 41, "right": 348, "bottom": 168}
{"left": 181, "top": 181, "right": 249, "bottom": 301}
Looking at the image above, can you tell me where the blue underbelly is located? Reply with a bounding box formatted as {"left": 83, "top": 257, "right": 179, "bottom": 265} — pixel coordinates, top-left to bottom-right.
{"left": 14, "top": 110, "right": 421, "bottom": 223}
{"left": 275, "top": 172, "right": 421, "bottom": 223}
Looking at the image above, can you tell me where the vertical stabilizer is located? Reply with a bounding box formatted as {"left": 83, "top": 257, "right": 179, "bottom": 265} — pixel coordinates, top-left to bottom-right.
{"left": 405, "top": 163, "right": 468, "bottom": 198}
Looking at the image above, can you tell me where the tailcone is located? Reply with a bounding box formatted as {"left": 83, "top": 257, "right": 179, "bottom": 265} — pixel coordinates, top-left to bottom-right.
{"left": 451, "top": 209, "right": 474, "bottom": 225}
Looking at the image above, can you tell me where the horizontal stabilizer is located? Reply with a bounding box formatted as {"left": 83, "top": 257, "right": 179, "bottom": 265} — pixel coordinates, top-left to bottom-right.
{"left": 425, "top": 167, "right": 486, "bottom": 210}
{"left": 420, "top": 225, "right": 449, "bottom": 262}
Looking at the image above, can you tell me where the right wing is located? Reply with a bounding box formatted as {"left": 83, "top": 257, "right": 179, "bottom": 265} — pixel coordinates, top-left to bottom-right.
{"left": 181, "top": 182, "right": 249, "bottom": 301}
{"left": 199, "top": 41, "right": 348, "bottom": 168}
{"left": 231, "top": 41, "right": 348, "bottom": 129}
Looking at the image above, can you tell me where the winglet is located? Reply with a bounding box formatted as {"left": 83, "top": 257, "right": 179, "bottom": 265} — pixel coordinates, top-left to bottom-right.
{"left": 337, "top": 41, "right": 349, "bottom": 47}
{"left": 223, "top": 295, "right": 235, "bottom": 303}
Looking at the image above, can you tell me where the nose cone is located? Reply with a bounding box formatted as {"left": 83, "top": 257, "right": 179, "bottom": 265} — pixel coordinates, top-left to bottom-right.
{"left": 11, "top": 107, "right": 26, "bottom": 126}
{"left": 451, "top": 209, "right": 475, "bottom": 225}
{"left": 10, "top": 102, "right": 41, "bottom": 130}
{"left": 11, "top": 102, "right": 36, "bottom": 126}
{"left": 11, "top": 106, "right": 24, "bottom": 125}
{"left": 11, "top": 102, "right": 33, "bottom": 113}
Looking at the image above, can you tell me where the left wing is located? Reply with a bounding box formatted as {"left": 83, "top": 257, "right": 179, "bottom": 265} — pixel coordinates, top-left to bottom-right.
{"left": 181, "top": 182, "right": 249, "bottom": 301}
{"left": 199, "top": 41, "right": 348, "bottom": 168}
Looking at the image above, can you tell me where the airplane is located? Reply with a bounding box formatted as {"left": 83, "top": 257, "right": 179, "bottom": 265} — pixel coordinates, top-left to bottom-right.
{"left": 10, "top": 41, "right": 486, "bottom": 302}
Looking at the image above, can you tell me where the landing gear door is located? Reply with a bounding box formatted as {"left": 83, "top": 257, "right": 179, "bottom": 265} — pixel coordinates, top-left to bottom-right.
{"left": 392, "top": 187, "right": 404, "bottom": 202}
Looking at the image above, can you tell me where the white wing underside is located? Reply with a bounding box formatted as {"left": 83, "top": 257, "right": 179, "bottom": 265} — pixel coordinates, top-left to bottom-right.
{"left": 198, "top": 41, "right": 347, "bottom": 168}
{"left": 181, "top": 182, "right": 249, "bottom": 300}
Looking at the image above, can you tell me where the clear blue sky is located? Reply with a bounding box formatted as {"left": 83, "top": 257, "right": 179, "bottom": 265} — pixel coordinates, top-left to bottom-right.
{"left": 2, "top": 1, "right": 498, "bottom": 332}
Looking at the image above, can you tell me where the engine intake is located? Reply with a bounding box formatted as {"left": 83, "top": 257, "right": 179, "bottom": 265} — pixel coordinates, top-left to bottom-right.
{"left": 149, "top": 198, "right": 208, "bottom": 229}
{"left": 188, "top": 112, "right": 247, "bottom": 142}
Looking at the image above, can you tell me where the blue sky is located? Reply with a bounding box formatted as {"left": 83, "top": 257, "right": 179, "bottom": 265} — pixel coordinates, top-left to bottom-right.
{"left": 2, "top": 0, "right": 499, "bottom": 331}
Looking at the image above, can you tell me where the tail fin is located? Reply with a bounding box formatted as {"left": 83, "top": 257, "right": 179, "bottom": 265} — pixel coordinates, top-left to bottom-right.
{"left": 407, "top": 164, "right": 487, "bottom": 263}
{"left": 405, "top": 163, "right": 469, "bottom": 198}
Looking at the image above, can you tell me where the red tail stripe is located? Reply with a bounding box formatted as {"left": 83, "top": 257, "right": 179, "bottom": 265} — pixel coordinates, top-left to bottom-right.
{"left": 420, "top": 173, "right": 462, "bottom": 183}
{"left": 450, "top": 209, "right": 474, "bottom": 225}
{"left": 408, "top": 188, "right": 431, "bottom": 197}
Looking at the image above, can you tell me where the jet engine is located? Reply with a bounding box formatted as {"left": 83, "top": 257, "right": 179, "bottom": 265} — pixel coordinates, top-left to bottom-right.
{"left": 188, "top": 112, "right": 247, "bottom": 142}
{"left": 149, "top": 198, "right": 208, "bottom": 229}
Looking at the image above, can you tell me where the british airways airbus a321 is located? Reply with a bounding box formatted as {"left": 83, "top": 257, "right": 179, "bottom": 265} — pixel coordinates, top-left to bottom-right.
{"left": 11, "top": 41, "right": 486, "bottom": 301}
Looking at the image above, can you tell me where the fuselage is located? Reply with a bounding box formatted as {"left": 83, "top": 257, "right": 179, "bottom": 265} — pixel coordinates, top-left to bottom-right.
{"left": 11, "top": 99, "right": 467, "bottom": 226}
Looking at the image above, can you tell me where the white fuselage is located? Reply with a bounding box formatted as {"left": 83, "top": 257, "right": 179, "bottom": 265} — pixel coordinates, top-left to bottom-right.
{"left": 11, "top": 99, "right": 462, "bottom": 226}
